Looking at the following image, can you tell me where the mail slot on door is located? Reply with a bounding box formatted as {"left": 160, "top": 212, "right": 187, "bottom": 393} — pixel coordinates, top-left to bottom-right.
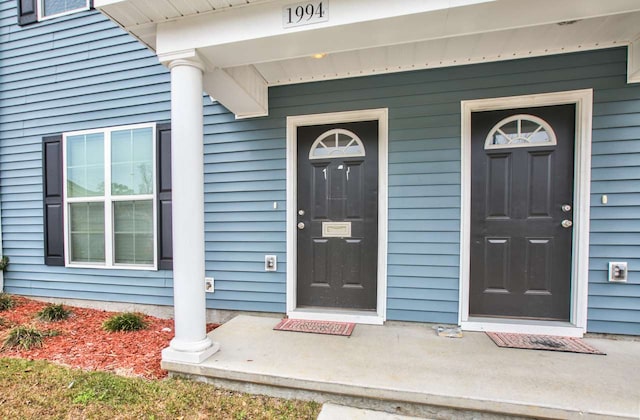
{"left": 322, "top": 222, "right": 352, "bottom": 238}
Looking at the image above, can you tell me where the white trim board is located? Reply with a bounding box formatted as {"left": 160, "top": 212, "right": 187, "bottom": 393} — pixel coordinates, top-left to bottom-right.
{"left": 286, "top": 109, "right": 389, "bottom": 325}
{"left": 459, "top": 89, "right": 593, "bottom": 337}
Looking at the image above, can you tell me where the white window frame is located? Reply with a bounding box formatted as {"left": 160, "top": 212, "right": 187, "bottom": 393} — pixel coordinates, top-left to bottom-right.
{"left": 62, "top": 123, "right": 158, "bottom": 270}
{"left": 37, "top": 0, "right": 90, "bottom": 22}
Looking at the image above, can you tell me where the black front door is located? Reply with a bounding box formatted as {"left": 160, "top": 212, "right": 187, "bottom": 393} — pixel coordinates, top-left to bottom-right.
{"left": 470, "top": 105, "right": 575, "bottom": 320}
{"left": 297, "top": 121, "right": 378, "bottom": 310}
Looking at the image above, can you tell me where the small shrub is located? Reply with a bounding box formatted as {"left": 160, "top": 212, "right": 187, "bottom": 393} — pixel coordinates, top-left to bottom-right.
{"left": 102, "top": 312, "right": 148, "bottom": 332}
{"left": 0, "top": 293, "right": 15, "bottom": 311}
{"left": 0, "top": 317, "right": 10, "bottom": 329}
{"left": 47, "top": 329, "right": 61, "bottom": 337}
{"left": 0, "top": 256, "right": 8, "bottom": 271}
{"left": 37, "top": 304, "right": 71, "bottom": 322}
{"left": 3, "top": 326, "right": 45, "bottom": 350}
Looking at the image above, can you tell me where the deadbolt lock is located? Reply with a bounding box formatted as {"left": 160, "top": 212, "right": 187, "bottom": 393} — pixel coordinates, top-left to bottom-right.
{"left": 562, "top": 204, "right": 572, "bottom": 212}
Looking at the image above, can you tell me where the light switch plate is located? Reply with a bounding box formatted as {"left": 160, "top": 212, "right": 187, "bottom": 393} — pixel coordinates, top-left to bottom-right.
{"left": 608, "top": 262, "right": 628, "bottom": 282}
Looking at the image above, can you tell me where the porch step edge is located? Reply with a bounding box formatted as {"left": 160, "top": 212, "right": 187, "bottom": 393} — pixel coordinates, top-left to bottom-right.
{"left": 161, "top": 361, "right": 632, "bottom": 420}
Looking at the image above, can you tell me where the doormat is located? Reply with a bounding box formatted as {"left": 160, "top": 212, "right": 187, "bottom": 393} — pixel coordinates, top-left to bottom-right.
{"left": 274, "top": 319, "right": 355, "bottom": 336}
{"left": 486, "top": 332, "right": 606, "bottom": 355}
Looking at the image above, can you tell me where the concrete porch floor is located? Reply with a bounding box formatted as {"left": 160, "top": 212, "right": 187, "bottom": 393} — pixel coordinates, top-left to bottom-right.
{"left": 162, "top": 315, "right": 640, "bottom": 419}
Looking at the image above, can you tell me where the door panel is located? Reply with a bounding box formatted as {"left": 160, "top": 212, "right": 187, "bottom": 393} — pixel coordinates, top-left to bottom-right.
{"left": 528, "top": 152, "right": 553, "bottom": 217}
{"left": 525, "top": 238, "right": 553, "bottom": 293}
{"left": 297, "top": 121, "right": 378, "bottom": 310}
{"left": 470, "top": 105, "right": 575, "bottom": 320}
{"left": 345, "top": 162, "right": 364, "bottom": 218}
{"left": 312, "top": 163, "right": 329, "bottom": 219}
{"left": 484, "top": 237, "right": 510, "bottom": 291}
{"left": 486, "top": 154, "right": 511, "bottom": 218}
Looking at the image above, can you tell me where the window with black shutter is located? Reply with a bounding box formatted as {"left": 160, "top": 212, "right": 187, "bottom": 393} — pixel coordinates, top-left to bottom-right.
{"left": 42, "top": 123, "right": 172, "bottom": 269}
{"left": 16, "top": 0, "right": 91, "bottom": 26}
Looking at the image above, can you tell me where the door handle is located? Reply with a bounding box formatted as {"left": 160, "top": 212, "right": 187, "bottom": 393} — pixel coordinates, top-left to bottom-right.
{"left": 561, "top": 220, "right": 573, "bottom": 228}
{"left": 297, "top": 222, "right": 305, "bottom": 230}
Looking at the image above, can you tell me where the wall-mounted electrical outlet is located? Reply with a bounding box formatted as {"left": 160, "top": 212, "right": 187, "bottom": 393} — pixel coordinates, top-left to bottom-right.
{"left": 205, "top": 277, "right": 214, "bottom": 292}
{"left": 608, "top": 262, "right": 628, "bottom": 282}
{"left": 265, "top": 255, "right": 277, "bottom": 271}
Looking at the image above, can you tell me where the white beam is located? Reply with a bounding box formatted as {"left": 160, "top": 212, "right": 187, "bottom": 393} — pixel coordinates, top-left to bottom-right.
{"left": 204, "top": 66, "right": 268, "bottom": 119}
{"left": 629, "top": 36, "right": 640, "bottom": 83}
{"left": 158, "top": 50, "right": 268, "bottom": 118}
{"left": 155, "top": 0, "right": 640, "bottom": 68}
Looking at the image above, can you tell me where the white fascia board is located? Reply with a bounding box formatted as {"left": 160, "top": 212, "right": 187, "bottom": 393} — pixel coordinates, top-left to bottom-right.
{"left": 156, "top": 0, "right": 492, "bottom": 52}
{"left": 93, "top": 0, "right": 126, "bottom": 7}
{"left": 629, "top": 36, "right": 640, "bottom": 83}
{"left": 156, "top": 0, "right": 640, "bottom": 68}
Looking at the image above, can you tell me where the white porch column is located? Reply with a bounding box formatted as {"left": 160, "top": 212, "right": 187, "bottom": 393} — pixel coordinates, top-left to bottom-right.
{"left": 161, "top": 56, "right": 219, "bottom": 364}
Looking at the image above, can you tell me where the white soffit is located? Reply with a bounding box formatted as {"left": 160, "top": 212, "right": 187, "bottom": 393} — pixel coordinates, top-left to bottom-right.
{"left": 256, "top": 12, "right": 640, "bottom": 86}
{"left": 96, "top": 0, "right": 640, "bottom": 107}
{"left": 95, "top": 0, "right": 272, "bottom": 50}
{"left": 97, "top": 0, "right": 640, "bottom": 82}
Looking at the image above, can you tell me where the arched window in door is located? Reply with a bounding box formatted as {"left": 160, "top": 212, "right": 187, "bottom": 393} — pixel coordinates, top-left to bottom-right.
{"left": 485, "top": 114, "right": 557, "bottom": 149}
{"left": 309, "top": 129, "right": 366, "bottom": 159}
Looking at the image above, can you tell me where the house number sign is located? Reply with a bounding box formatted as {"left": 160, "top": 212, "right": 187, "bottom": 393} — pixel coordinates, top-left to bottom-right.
{"left": 283, "top": 1, "right": 328, "bottom": 28}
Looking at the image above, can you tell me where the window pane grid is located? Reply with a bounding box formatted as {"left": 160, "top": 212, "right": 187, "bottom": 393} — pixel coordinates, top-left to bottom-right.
{"left": 63, "top": 124, "right": 156, "bottom": 269}
{"left": 67, "top": 133, "right": 104, "bottom": 198}
{"left": 309, "top": 128, "right": 366, "bottom": 160}
{"left": 111, "top": 128, "right": 153, "bottom": 196}
{"left": 484, "top": 114, "right": 557, "bottom": 150}
{"left": 114, "top": 200, "right": 153, "bottom": 265}
{"left": 42, "top": 0, "right": 88, "bottom": 17}
{"left": 69, "top": 202, "right": 105, "bottom": 263}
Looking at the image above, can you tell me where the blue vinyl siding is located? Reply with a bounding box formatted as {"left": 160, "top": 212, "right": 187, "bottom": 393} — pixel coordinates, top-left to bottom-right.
{"left": 0, "top": 2, "right": 173, "bottom": 304}
{"left": 1, "top": 0, "right": 639, "bottom": 334}
{"left": 204, "top": 47, "right": 640, "bottom": 332}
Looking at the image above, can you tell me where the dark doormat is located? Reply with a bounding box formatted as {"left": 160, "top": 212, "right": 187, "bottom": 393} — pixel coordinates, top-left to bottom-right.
{"left": 274, "top": 319, "right": 355, "bottom": 336}
{"left": 486, "top": 332, "right": 606, "bottom": 355}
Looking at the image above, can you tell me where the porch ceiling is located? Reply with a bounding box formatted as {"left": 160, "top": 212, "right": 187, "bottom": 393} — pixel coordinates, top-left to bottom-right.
{"left": 95, "top": 0, "right": 640, "bottom": 117}
{"left": 253, "top": 12, "right": 640, "bottom": 86}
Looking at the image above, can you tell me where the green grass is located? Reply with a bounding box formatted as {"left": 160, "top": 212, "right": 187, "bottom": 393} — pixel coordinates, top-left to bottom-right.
{"left": 102, "top": 312, "right": 148, "bottom": 332}
{"left": 0, "top": 293, "right": 15, "bottom": 311}
{"left": 0, "top": 358, "right": 320, "bottom": 419}
{"left": 37, "top": 304, "right": 72, "bottom": 322}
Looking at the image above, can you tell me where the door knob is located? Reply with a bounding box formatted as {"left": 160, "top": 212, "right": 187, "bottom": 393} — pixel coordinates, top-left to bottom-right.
{"left": 561, "top": 220, "right": 573, "bottom": 228}
{"left": 297, "top": 222, "right": 305, "bottom": 230}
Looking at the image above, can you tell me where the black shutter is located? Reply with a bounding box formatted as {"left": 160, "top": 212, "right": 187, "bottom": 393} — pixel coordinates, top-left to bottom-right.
{"left": 17, "top": 0, "right": 37, "bottom": 25}
{"left": 157, "top": 124, "right": 173, "bottom": 270}
{"left": 42, "top": 135, "right": 64, "bottom": 266}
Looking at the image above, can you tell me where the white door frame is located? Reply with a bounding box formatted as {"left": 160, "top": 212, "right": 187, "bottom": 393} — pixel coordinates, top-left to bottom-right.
{"left": 459, "top": 89, "right": 593, "bottom": 337}
{"left": 286, "top": 108, "right": 388, "bottom": 325}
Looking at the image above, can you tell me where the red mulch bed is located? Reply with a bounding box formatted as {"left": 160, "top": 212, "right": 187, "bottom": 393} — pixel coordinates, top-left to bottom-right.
{"left": 0, "top": 296, "right": 219, "bottom": 379}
